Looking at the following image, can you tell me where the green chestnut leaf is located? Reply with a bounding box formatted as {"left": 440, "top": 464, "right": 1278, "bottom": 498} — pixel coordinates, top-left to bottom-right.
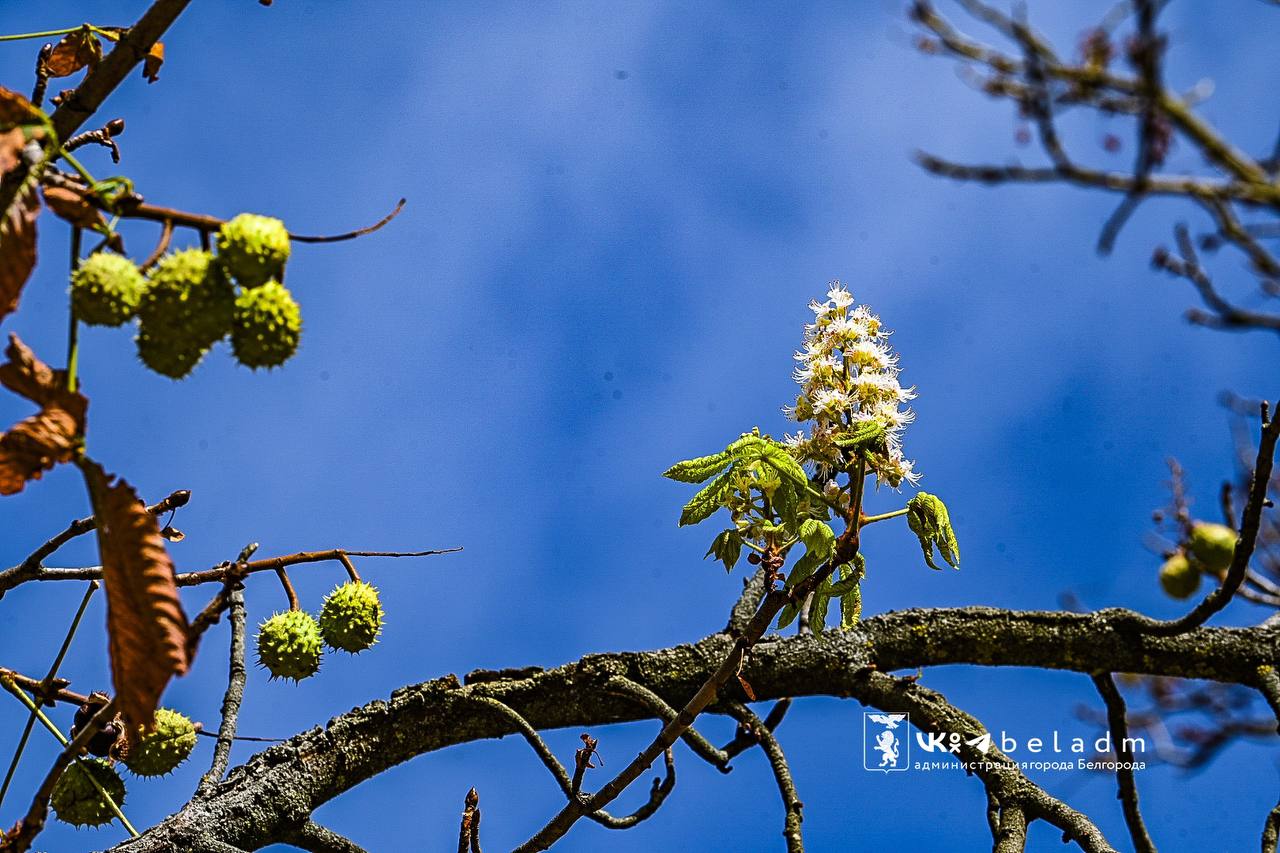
{"left": 678, "top": 468, "right": 735, "bottom": 527}
{"left": 906, "top": 492, "right": 960, "bottom": 571}
{"left": 705, "top": 529, "right": 744, "bottom": 573}
{"left": 663, "top": 451, "right": 733, "bottom": 484}
{"left": 798, "top": 519, "right": 835, "bottom": 561}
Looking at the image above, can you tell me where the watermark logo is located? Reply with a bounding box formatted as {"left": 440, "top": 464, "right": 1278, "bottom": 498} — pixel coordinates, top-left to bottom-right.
{"left": 862, "top": 718, "right": 1148, "bottom": 774}
{"left": 862, "top": 712, "right": 909, "bottom": 772}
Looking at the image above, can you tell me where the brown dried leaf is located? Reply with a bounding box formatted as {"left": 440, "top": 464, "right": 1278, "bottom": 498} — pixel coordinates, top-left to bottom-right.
{"left": 0, "top": 335, "right": 87, "bottom": 495}
{"left": 94, "top": 29, "right": 164, "bottom": 83}
{"left": 0, "top": 334, "right": 73, "bottom": 406}
{"left": 0, "top": 87, "right": 41, "bottom": 128}
{"left": 41, "top": 185, "right": 105, "bottom": 231}
{"left": 0, "top": 129, "right": 24, "bottom": 178}
{"left": 0, "top": 190, "right": 40, "bottom": 325}
{"left": 142, "top": 42, "right": 164, "bottom": 84}
{"left": 0, "top": 408, "right": 79, "bottom": 495}
{"left": 85, "top": 461, "right": 190, "bottom": 736}
{"left": 46, "top": 29, "right": 102, "bottom": 78}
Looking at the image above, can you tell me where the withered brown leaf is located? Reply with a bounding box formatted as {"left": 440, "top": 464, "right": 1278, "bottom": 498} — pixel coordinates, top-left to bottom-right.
{"left": 84, "top": 461, "right": 191, "bottom": 736}
{"left": 0, "top": 87, "right": 42, "bottom": 128}
{"left": 0, "top": 190, "right": 40, "bottom": 326}
{"left": 46, "top": 28, "right": 103, "bottom": 78}
{"left": 0, "top": 408, "right": 79, "bottom": 496}
{"left": 95, "top": 29, "right": 164, "bottom": 83}
{"left": 0, "top": 335, "right": 87, "bottom": 495}
{"left": 142, "top": 42, "right": 164, "bottom": 84}
{"left": 0, "top": 333, "right": 70, "bottom": 405}
{"left": 41, "top": 185, "right": 106, "bottom": 231}
{"left": 0, "top": 128, "right": 24, "bottom": 179}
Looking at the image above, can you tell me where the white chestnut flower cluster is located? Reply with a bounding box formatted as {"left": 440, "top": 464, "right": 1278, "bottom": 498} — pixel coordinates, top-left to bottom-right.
{"left": 783, "top": 282, "right": 919, "bottom": 488}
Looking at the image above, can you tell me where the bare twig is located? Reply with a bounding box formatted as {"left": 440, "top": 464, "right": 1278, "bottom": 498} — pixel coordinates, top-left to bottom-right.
{"left": 725, "top": 702, "right": 804, "bottom": 853}
{"left": 513, "top": 542, "right": 850, "bottom": 852}
{"left": 1096, "top": 0, "right": 1164, "bottom": 254}
{"left": 852, "top": 669, "right": 1116, "bottom": 853}
{"left": 274, "top": 568, "right": 300, "bottom": 612}
{"left": 282, "top": 821, "right": 369, "bottom": 853}
{"left": 289, "top": 198, "right": 407, "bottom": 243}
{"left": 457, "top": 788, "right": 481, "bottom": 853}
{"left": 49, "top": 1, "right": 194, "bottom": 141}
{"left": 1144, "top": 402, "right": 1280, "bottom": 634}
{"left": 1091, "top": 674, "right": 1156, "bottom": 853}
{"left": 177, "top": 548, "right": 462, "bottom": 587}
{"left": 603, "top": 675, "right": 730, "bottom": 771}
{"left": 0, "top": 489, "right": 190, "bottom": 598}
{"left": 465, "top": 694, "right": 668, "bottom": 830}
{"left": 910, "top": 0, "right": 1280, "bottom": 338}
{"left": 1152, "top": 233, "right": 1280, "bottom": 332}
{"left": 185, "top": 544, "right": 258, "bottom": 660}
{"left": 0, "top": 670, "right": 84, "bottom": 706}
{"left": 0, "top": 581, "right": 98, "bottom": 812}
{"left": 52, "top": 187, "right": 407, "bottom": 245}
{"left": 64, "top": 119, "right": 125, "bottom": 164}
{"left": 570, "top": 733, "right": 599, "bottom": 797}
{"left": 3, "top": 696, "right": 123, "bottom": 853}
{"left": 0, "top": 0, "right": 193, "bottom": 219}
{"left": 196, "top": 584, "right": 247, "bottom": 796}
{"left": 31, "top": 44, "right": 52, "bottom": 109}
{"left": 720, "top": 697, "right": 792, "bottom": 760}
{"left": 140, "top": 217, "right": 173, "bottom": 271}
{"left": 0, "top": 545, "right": 460, "bottom": 597}
{"left": 915, "top": 152, "right": 1280, "bottom": 209}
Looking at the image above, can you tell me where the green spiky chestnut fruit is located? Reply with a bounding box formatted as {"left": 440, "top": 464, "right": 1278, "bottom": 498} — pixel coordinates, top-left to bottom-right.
{"left": 51, "top": 758, "right": 126, "bottom": 828}
{"left": 1188, "top": 522, "right": 1236, "bottom": 573}
{"left": 1159, "top": 553, "right": 1200, "bottom": 600}
{"left": 70, "top": 252, "right": 144, "bottom": 326}
{"left": 135, "top": 329, "right": 208, "bottom": 380}
{"left": 139, "top": 248, "right": 235, "bottom": 347}
{"left": 319, "top": 581, "right": 384, "bottom": 653}
{"left": 230, "top": 279, "right": 301, "bottom": 369}
{"left": 217, "top": 213, "right": 291, "bottom": 287}
{"left": 256, "top": 610, "right": 322, "bottom": 681}
{"left": 123, "top": 708, "right": 197, "bottom": 777}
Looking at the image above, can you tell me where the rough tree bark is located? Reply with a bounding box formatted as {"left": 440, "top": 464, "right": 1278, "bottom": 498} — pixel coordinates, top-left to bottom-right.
{"left": 105, "top": 605, "right": 1279, "bottom": 851}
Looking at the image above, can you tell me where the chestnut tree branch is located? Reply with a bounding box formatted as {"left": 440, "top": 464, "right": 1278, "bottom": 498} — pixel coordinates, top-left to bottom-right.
{"left": 102, "top": 604, "right": 1279, "bottom": 852}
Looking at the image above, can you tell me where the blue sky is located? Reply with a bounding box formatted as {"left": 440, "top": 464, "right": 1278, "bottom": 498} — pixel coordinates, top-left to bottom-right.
{"left": 1, "top": 1, "right": 1277, "bottom": 850}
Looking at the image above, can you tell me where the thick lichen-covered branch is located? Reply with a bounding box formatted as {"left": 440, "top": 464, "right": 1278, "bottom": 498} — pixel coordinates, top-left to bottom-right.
{"left": 104, "top": 605, "right": 1279, "bottom": 851}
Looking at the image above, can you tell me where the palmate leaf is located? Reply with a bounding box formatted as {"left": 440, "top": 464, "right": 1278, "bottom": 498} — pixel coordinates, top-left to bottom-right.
{"left": 906, "top": 492, "right": 961, "bottom": 570}
{"left": 679, "top": 468, "right": 735, "bottom": 527}
{"left": 724, "top": 434, "right": 809, "bottom": 487}
{"left": 725, "top": 433, "right": 768, "bottom": 458}
{"left": 759, "top": 442, "right": 809, "bottom": 489}
{"left": 776, "top": 548, "right": 825, "bottom": 630}
{"left": 798, "top": 519, "right": 835, "bottom": 561}
{"left": 833, "top": 418, "right": 886, "bottom": 454}
{"left": 663, "top": 450, "right": 733, "bottom": 484}
{"left": 667, "top": 431, "right": 816, "bottom": 531}
{"left": 806, "top": 575, "right": 835, "bottom": 635}
{"left": 705, "top": 528, "right": 744, "bottom": 572}
{"left": 774, "top": 479, "right": 799, "bottom": 530}
{"left": 831, "top": 554, "right": 866, "bottom": 628}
